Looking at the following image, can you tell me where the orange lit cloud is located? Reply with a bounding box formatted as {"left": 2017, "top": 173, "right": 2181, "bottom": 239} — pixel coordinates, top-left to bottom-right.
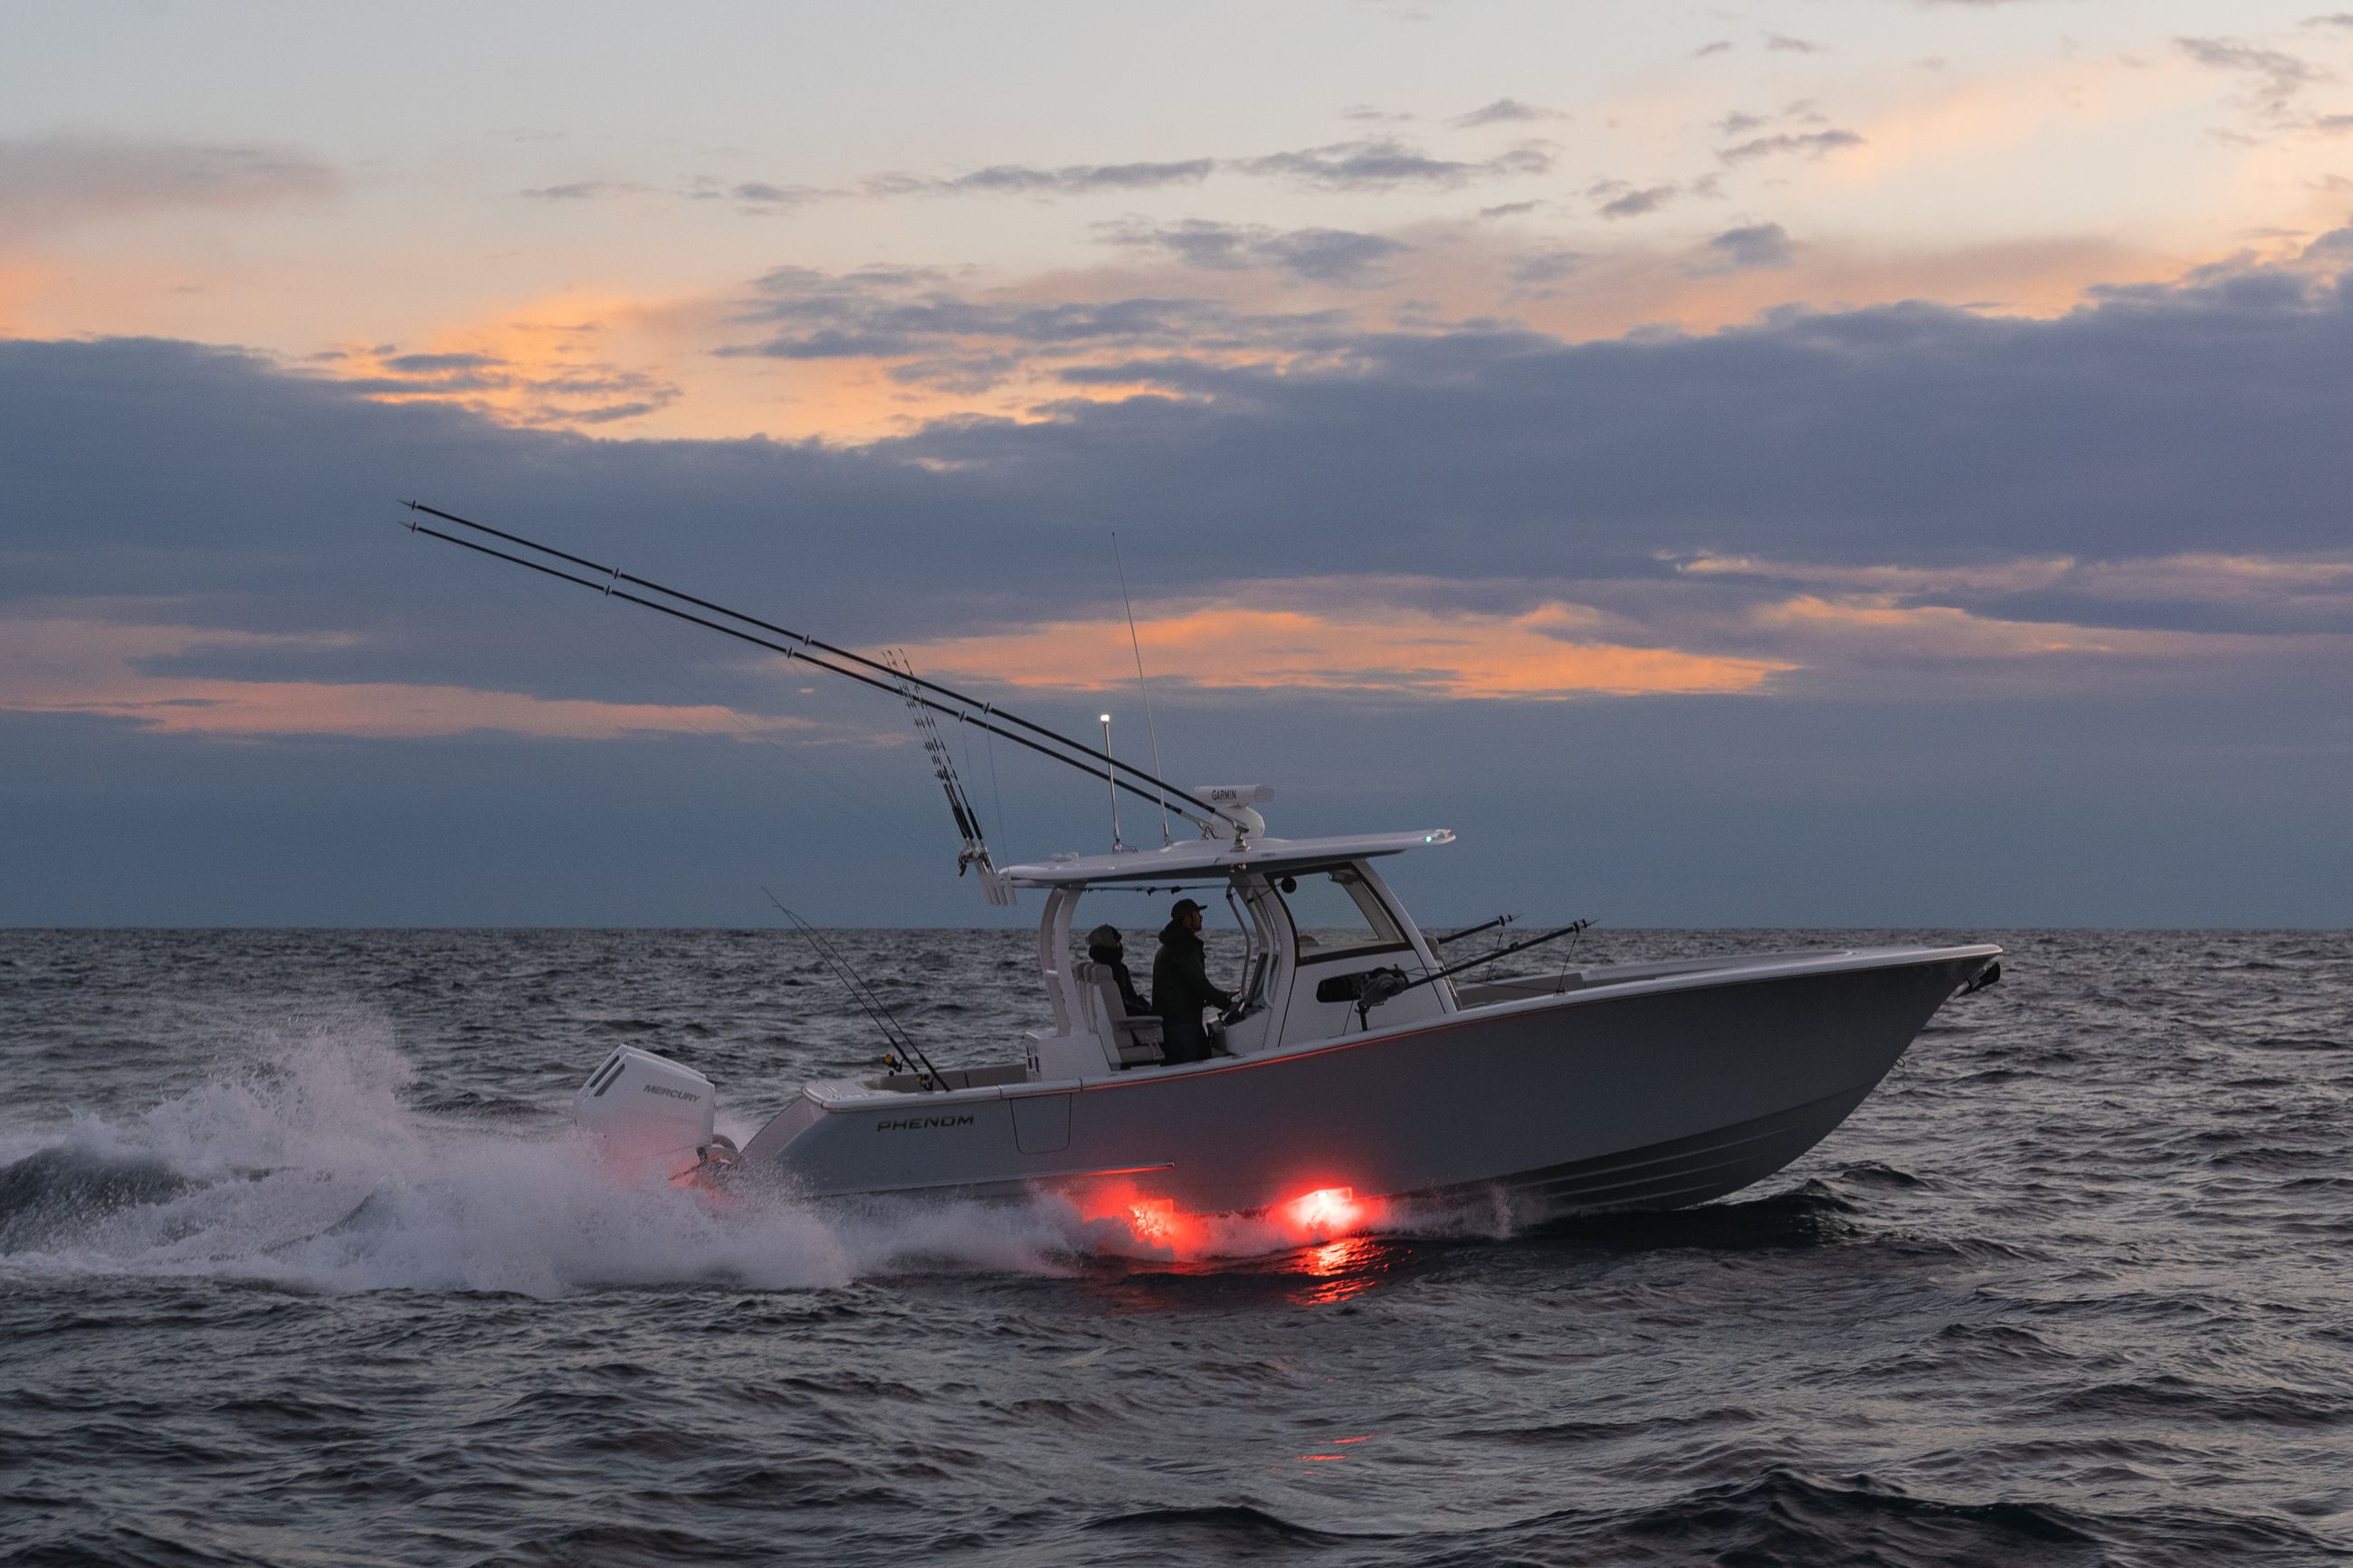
{"left": 0, "top": 617, "right": 805, "bottom": 740}
{"left": 1679, "top": 554, "right": 2081, "bottom": 594}
{"left": 1684, "top": 551, "right": 2353, "bottom": 608}
{"left": 1756, "top": 594, "right": 2322, "bottom": 660}
{"left": 327, "top": 290, "right": 687, "bottom": 429}
{"left": 891, "top": 599, "right": 1794, "bottom": 699}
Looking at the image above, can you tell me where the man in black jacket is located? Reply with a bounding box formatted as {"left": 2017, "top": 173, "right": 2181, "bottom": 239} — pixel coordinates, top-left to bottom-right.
{"left": 1153, "top": 898, "right": 1234, "bottom": 1064}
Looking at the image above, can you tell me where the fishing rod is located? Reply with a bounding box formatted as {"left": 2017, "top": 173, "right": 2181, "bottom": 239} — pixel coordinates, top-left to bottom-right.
{"left": 1349, "top": 918, "right": 1594, "bottom": 1028}
{"left": 1433, "top": 913, "right": 1517, "bottom": 947}
{"left": 401, "top": 511, "right": 1212, "bottom": 832}
{"left": 400, "top": 501, "right": 1226, "bottom": 832}
{"left": 884, "top": 647, "right": 1005, "bottom": 899}
{"left": 763, "top": 890, "right": 946, "bottom": 1091}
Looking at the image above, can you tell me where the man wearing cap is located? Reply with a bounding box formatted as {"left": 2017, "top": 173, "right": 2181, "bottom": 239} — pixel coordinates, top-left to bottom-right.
{"left": 1153, "top": 898, "right": 1235, "bottom": 1065}
{"left": 1084, "top": 924, "right": 1151, "bottom": 1020}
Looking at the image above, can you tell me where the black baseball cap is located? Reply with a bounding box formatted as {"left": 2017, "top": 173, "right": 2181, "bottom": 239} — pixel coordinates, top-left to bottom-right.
{"left": 1171, "top": 898, "right": 1205, "bottom": 918}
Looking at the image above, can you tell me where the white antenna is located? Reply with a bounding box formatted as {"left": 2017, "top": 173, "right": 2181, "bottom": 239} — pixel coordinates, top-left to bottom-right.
{"left": 1111, "top": 530, "right": 1171, "bottom": 845}
{"left": 1100, "top": 713, "right": 1125, "bottom": 851}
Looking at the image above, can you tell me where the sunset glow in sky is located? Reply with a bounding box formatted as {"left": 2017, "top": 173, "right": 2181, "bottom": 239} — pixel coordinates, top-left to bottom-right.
{"left": 5, "top": 1, "right": 2349, "bottom": 925}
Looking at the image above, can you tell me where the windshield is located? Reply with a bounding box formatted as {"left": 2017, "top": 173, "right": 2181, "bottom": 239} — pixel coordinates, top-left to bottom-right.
{"left": 1276, "top": 865, "right": 1404, "bottom": 962}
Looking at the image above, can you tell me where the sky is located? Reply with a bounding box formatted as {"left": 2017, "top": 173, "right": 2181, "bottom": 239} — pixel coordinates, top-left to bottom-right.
{"left": 3, "top": 0, "right": 2349, "bottom": 927}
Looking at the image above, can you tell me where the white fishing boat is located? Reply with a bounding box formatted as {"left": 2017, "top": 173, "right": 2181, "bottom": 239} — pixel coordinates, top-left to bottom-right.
{"left": 406, "top": 502, "right": 2001, "bottom": 1234}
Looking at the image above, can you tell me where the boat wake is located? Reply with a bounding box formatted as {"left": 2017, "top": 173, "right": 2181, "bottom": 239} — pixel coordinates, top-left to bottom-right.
{"left": 0, "top": 1028, "right": 1509, "bottom": 1297}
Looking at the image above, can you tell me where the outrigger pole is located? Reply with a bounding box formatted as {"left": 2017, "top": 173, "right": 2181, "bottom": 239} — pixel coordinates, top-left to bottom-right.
{"left": 399, "top": 501, "right": 1228, "bottom": 833}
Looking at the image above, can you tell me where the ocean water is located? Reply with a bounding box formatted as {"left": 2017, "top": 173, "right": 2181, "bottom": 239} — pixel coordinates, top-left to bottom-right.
{"left": 1, "top": 927, "right": 2348, "bottom": 1567}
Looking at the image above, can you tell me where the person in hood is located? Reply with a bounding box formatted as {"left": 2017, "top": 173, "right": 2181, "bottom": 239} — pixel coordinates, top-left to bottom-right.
{"left": 1084, "top": 924, "right": 1151, "bottom": 1019}
{"left": 1153, "top": 898, "right": 1235, "bottom": 1064}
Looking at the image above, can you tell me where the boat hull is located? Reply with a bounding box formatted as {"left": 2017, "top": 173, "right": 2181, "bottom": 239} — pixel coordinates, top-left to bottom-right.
{"left": 741, "top": 945, "right": 1999, "bottom": 1219}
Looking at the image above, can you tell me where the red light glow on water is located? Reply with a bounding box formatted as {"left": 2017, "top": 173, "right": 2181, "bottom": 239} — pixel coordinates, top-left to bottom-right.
{"left": 1069, "top": 1179, "right": 1383, "bottom": 1263}
{"left": 1288, "top": 1186, "right": 1362, "bottom": 1235}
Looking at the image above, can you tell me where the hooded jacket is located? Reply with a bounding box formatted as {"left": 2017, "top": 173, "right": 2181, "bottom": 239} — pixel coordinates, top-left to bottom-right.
{"left": 1153, "top": 918, "right": 1235, "bottom": 1039}
{"left": 1088, "top": 941, "right": 1152, "bottom": 1018}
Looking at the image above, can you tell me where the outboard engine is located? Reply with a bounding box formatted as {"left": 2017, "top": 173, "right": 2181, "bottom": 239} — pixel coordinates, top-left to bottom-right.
{"left": 573, "top": 1046, "right": 720, "bottom": 1181}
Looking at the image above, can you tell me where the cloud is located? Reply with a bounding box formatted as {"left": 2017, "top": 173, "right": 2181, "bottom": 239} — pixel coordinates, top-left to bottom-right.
{"left": 1510, "top": 250, "right": 1585, "bottom": 286}
{"left": 1718, "top": 128, "right": 1865, "bottom": 164}
{"left": 1692, "top": 40, "right": 1734, "bottom": 58}
{"left": 9, "top": 224, "right": 2353, "bottom": 921}
{"left": 1676, "top": 551, "right": 2353, "bottom": 632}
{"left": 1450, "top": 99, "right": 1563, "bottom": 128}
{"left": 0, "top": 135, "right": 339, "bottom": 236}
{"left": 519, "top": 180, "right": 644, "bottom": 202}
{"left": 1234, "top": 138, "right": 1554, "bottom": 189}
{"left": 1765, "top": 33, "right": 1829, "bottom": 53}
{"left": 334, "top": 330, "right": 681, "bottom": 426}
{"left": 14, "top": 240, "right": 2353, "bottom": 682}
{"left": 864, "top": 158, "right": 1215, "bottom": 198}
{"left": 1101, "top": 219, "right": 1410, "bottom": 285}
{"left": 1751, "top": 594, "right": 2307, "bottom": 662}
{"left": 526, "top": 135, "right": 1551, "bottom": 221}
{"left": 0, "top": 616, "right": 808, "bottom": 740}
{"left": 714, "top": 263, "right": 1357, "bottom": 389}
{"left": 891, "top": 595, "right": 1794, "bottom": 699}
{"left": 1691, "top": 223, "right": 1795, "bottom": 272}
{"left": 729, "top": 181, "right": 829, "bottom": 208}
{"left": 381, "top": 351, "right": 507, "bottom": 375}
{"left": 2176, "top": 36, "right": 2329, "bottom": 109}
{"left": 1591, "top": 182, "right": 1677, "bottom": 220}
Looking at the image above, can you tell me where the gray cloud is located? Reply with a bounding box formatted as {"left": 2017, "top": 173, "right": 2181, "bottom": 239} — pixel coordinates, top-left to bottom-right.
{"left": 2177, "top": 36, "right": 2329, "bottom": 109}
{"left": 1102, "top": 219, "right": 1410, "bottom": 285}
{"left": 331, "top": 342, "right": 679, "bottom": 425}
{"left": 1234, "top": 137, "right": 1555, "bottom": 189}
{"left": 535, "top": 135, "right": 1548, "bottom": 216}
{"left": 1765, "top": 33, "right": 1828, "bottom": 53}
{"left": 519, "top": 180, "right": 643, "bottom": 202}
{"left": 1450, "top": 99, "right": 1562, "bottom": 128}
{"left": 717, "top": 264, "right": 1357, "bottom": 385}
{"left": 0, "top": 135, "right": 339, "bottom": 235}
{"left": 381, "top": 352, "right": 507, "bottom": 375}
{"left": 1509, "top": 250, "right": 1585, "bottom": 286}
{"left": 730, "top": 181, "right": 829, "bottom": 208}
{"left": 1719, "top": 128, "right": 1865, "bottom": 164}
{"left": 19, "top": 249, "right": 2353, "bottom": 613}
{"left": 864, "top": 158, "right": 1215, "bottom": 198}
{"left": 1691, "top": 223, "right": 1795, "bottom": 272}
{"left": 1693, "top": 40, "right": 1734, "bottom": 58}
{"left": 1591, "top": 181, "right": 1677, "bottom": 220}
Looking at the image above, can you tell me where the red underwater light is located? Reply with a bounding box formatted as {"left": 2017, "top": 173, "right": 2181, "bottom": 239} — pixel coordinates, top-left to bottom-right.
{"left": 1288, "top": 1186, "right": 1362, "bottom": 1233}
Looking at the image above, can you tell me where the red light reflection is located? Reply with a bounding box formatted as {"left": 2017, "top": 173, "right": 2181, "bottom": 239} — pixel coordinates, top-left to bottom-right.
{"left": 1289, "top": 1186, "right": 1362, "bottom": 1234}
{"left": 1068, "top": 1178, "right": 1386, "bottom": 1265}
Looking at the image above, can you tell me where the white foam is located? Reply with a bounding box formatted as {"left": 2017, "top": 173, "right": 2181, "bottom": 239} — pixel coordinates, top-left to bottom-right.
{"left": 0, "top": 1020, "right": 1085, "bottom": 1297}
{"left": 0, "top": 1016, "right": 1510, "bottom": 1297}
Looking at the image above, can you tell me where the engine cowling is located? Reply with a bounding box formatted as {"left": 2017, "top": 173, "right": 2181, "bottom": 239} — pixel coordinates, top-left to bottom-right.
{"left": 573, "top": 1045, "right": 718, "bottom": 1179}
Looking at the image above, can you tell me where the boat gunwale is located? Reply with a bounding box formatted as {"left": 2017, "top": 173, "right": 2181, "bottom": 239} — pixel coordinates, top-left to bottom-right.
{"left": 795, "top": 940, "right": 2003, "bottom": 1111}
